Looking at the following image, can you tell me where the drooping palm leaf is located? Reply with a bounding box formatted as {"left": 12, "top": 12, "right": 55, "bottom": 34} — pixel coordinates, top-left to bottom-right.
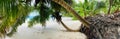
{"left": 0, "top": 0, "right": 31, "bottom": 37}
{"left": 39, "top": 3, "right": 51, "bottom": 26}
{"left": 29, "top": 0, "right": 73, "bottom": 27}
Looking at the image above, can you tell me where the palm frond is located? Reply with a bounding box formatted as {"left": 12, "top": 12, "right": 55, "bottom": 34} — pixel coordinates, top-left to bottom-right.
{"left": 39, "top": 3, "right": 50, "bottom": 26}
{"left": 0, "top": 0, "right": 31, "bottom": 37}
{"left": 7, "top": 15, "right": 27, "bottom": 36}
{"left": 29, "top": 3, "right": 53, "bottom": 27}
{"left": 52, "top": 11, "right": 62, "bottom": 23}
{"left": 28, "top": 16, "right": 40, "bottom": 27}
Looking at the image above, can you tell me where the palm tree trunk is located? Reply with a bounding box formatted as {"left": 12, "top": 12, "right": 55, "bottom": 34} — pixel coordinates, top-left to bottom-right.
{"left": 59, "top": 20, "right": 79, "bottom": 32}
{"left": 52, "top": 0, "right": 90, "bottom": 28}
{"left": 108, "top": 5, "right": 111, "bottom": 14}
{"left": 108, "top": 0, "right": 112, "bottom": 14}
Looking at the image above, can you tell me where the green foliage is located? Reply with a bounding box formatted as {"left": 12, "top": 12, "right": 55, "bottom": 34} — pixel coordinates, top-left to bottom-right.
{"left": 0, "top": 0, "right": 31, "bottom": 37}
{"left": 28, "top": 4, "right": 53, "bottom": 27}
{"left": 112, "top": 0, "right": 120, "bottom": 7}
{"left": 51, "top": 1, "right": 62, "bottom": 11}
{"left": 39, "top": 4, "right": 51, "bottom": 26}
{"left": 7, "top": 15, "right": 27, "bottom": 36}
{"left": 0, "top": 0, "right": 119, "bottom": 37}
{"left": 111, "top": 0, "right": 120, "bottom": 13}
{"left": 28, "top": 0, "right": 73, "bottom": 27}
{"left": 71, "top": 0, "right": 120, "bottom": 20}
{"left": 28, "top": 16, "right": 40, "bottom": 27}
{"left": 72, "top": 0, "right": 106, "bottom": 18}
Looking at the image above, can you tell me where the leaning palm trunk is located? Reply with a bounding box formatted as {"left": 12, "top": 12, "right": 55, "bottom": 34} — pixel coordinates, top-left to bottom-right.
{"left": 59, "top": 20, "right": 79, "bottom": 32}
{"left": 52, "top": 1, "right": 103, "bottom": 38}
{"left": 52, "top": 0, "right": 90, "bottom": 28}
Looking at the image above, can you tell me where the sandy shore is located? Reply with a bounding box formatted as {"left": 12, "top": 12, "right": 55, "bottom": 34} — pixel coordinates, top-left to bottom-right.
{"left": 5, "top": 17, "right": 87, "bottom": 39}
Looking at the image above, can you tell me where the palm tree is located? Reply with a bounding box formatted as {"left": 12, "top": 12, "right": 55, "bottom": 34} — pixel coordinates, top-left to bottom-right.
{"left": 108, "top": 0, "right": 113, "bottom": 14}
{"left": 28, "top": 0, "right": 90, "bottom": 31}
{"left": 0, "top": 0, "right": 91, "bottom": 37}
{"left": 52, "top": 0, "right": 90, "bottom": 27}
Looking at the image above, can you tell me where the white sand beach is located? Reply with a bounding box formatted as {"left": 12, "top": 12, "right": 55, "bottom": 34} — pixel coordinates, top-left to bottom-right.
{"left": 5, "top": 17, "right": 87, "bottom": 39}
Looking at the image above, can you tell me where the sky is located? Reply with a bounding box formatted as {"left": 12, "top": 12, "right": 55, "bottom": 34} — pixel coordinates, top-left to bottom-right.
{"left": 28, "top": 10, "right": 39, "bottom": 19}
{"left": 75, "top": 0, "right": 84, "bottom": 3}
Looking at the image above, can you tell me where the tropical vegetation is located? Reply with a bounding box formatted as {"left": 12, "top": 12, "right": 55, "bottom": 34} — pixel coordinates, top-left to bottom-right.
{"left": 0, "top": 0, "right": 120, "bottom": 38}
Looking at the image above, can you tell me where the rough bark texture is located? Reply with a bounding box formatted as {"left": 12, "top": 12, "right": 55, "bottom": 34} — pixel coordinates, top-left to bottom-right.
{"left": 80, "top": 12, "right": 120, "bottom": 39}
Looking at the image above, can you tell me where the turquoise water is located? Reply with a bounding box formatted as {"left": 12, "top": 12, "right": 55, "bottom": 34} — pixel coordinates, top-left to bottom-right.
{"left": 27, "top": 10, "right": 39, "bottom": 19}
